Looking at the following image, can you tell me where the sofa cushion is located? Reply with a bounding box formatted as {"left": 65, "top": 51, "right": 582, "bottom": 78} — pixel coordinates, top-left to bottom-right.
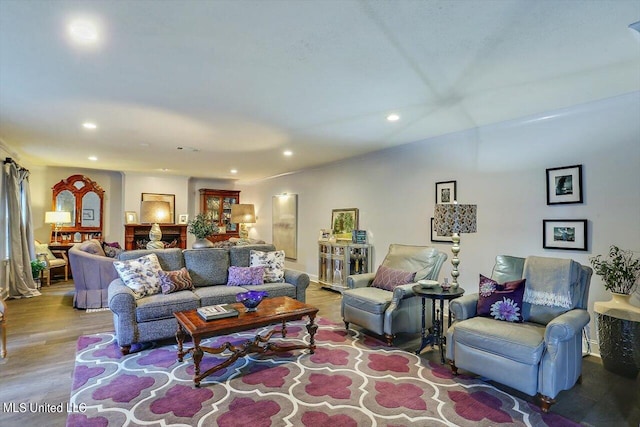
{"left": 118, "top": 248, "right": 184, "bottom": 271}
{"left": 382, "top": 244, "right": 439, "bottom": 281}
{"left": 193, "top": 285, "right": 248, "bottom": 306}
{"left": 227, "top": 266, "right": 264, "bottom": 286}
{"left": 114, "top": 253, "right": 163, "bottom": 299}
{"left": 246, "top": 282, "right": 296, "bottom": 299}
{"left": 454, "top": 317, "right": 545, "bottom": 365}
{"left": 159, "top": 267, "right": 193, "bottom": 294}
{"left": 477, "top": 274, "right": 526, "bottom": 323}
{"left": 135, "top": 290, "right": 199, "bottom": 322}
{"left": 183, "top": 248, "right": 230, "bottom": 286}
{"left": 79, "top": 239, "right": 106, "bottom": 257}
{"left": 250, "top": 250, "right": 285, "bottom": 283}
{"left": 230, "top": 244, "right": 277, "bottom": 267}
{"left": 371, "top": 265, "right": 416, "bottom": 291}
{"left": 341, "top": 287, "right": 393, "bottom": 315}
{"left": 35, "top": 242, "right": 57, "bottom": 261}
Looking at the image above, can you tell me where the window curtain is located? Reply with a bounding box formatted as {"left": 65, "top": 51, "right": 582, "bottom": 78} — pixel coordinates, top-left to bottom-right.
{"left": 3, "top": 159, "right": 40, "bottom": 298}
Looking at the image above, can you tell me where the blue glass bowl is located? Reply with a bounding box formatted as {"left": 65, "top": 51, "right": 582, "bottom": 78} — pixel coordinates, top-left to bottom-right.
{"left": 236, "top": 290, "right": 268, "bottom": 312}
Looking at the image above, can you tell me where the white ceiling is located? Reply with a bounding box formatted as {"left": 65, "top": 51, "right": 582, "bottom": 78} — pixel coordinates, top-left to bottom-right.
{"left": 1, "top": 0, "right": 639, "bottom": 182}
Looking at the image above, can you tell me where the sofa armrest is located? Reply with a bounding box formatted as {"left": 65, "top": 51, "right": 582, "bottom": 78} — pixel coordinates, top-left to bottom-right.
{"left": 449, "top": 293, "right": 479, "bottom": 322}
{"left": 284, "top": 269, "right": 310, "bottom": 302}
{"left": 545, "top": 309, "right": 590, "bottom": 344}
{"left": 108, "top": 279, "right": 136, "bottom": 315}
{"left": 347, "top": 273, "right": 375, "bottom": 289}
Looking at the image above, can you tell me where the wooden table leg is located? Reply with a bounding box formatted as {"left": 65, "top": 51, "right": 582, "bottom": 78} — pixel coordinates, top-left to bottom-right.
{"left": 193, "top": 337, "right": 203, "bottom": 387}
{"left": 306, "top": 314, "right": 318, "bottom": 354}
{"left": 176, "top": 324, "right": 186, "bottom": 362}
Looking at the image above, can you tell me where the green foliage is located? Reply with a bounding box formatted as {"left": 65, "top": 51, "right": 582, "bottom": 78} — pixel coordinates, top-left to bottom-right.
{"left": 187, "top": 213, "right": 219, "bottom": 239}
{"left": 590, "top": 245, "right": 640, "bottom": 295}
{"left": 31, "top": 259, "right": 46, "bottom": 279}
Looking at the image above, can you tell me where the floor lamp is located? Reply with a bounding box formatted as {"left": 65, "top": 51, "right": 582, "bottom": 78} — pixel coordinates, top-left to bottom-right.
{"left": 433, "top": 203, "right": 477, "bottom": 289}
{"left": 140, "top": 201, "right": 171, "bottom": 249}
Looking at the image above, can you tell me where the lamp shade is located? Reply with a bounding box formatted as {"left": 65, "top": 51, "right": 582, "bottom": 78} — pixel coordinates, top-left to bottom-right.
{"left": 433, "top": 204, "right": 477, "bottom": 236}
{"left": 140, "top": 201, "right": 171, "bottom": 224}
{"left": 45, "top": 211, "right": 71, "bottom": 224}
{"left": 230, "top": 204, "right": 256, "bottom": 224}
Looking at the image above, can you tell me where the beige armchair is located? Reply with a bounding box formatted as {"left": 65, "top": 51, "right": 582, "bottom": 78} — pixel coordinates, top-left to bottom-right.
{"left": 35, "top": 241, "right": 69, "bottom": 285}
{"left": 342, "top": 244, "right": 447, "bottom": 346}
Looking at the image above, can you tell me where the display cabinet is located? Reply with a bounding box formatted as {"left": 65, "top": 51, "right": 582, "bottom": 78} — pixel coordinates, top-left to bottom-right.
{"left": 50, "top": 175, "right": 104, "bottom": 244}
{"left": 199, "top": 189, "right": 240, "bottom": 242}
{"left": 318, "top": 241, "right": 372, "bottom": 292}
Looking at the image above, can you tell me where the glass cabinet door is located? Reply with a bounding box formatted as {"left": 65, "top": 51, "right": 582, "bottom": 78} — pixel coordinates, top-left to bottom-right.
{"left": 223, "top": 196, "right": 238, "bottom": 231}
{"left": 205, "top": 196, "right": 220, "bottom": 222}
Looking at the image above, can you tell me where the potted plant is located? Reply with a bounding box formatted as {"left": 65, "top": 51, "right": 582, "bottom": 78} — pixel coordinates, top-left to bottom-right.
{"left": 187, "top": 213, "right": 219, "bottom": 248}
{"left": 31, "top": 259, "right": 47, "bottom": 286}
{"left": 590, "top": 245, "right": 640, "bottom": 378}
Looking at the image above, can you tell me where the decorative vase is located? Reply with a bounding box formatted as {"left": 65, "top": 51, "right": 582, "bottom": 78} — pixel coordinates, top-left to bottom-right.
{"left": 594, "top": 293, "right": 640, "bottom": 378}
{"left": 192, "top": 238, "right": 214, "bottom": 249}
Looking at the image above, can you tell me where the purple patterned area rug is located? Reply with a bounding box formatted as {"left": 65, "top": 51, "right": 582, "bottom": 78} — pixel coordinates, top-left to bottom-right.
{"left": 67, "top": 318, "right": 579, "bottom": 427}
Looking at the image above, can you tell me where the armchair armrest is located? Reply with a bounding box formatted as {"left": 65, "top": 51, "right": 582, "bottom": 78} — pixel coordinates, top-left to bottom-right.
{"left": 347, "top": 272, "right": 375, "bottom": 289}
{"left": 51, "top": 250, "right": 68, "bottom": 262}
{"left": 284, "top": 269, "right": 310, "bottom": 302}
{"left": 545, "top": 309, "right": 590, "bottom": 344}
{"left": 449, "top": 293, "right": 479, "bottom": 322}
{"left": 108, "top": 279, "right": 136, "bottom": 315}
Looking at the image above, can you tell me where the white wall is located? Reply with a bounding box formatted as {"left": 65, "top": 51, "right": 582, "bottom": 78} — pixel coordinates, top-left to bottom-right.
{"left": 240, "top": 92, "right": 640, "bottom": 347}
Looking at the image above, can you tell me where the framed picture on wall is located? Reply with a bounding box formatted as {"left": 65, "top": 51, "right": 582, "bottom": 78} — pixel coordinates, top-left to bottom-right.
{"left": 124, "top": 211, "right": 138, "bottom": 224}
{"left": 141, "top": 193, "right": 176, "bottom": 223}
{"left": 543, "top": 219, "right": 588, "bottom": 251}
{"left": 546, "top": 164, "right": 583, "bottom": 205}
{"left": 430, "top": 217, "right": 453, "bottom": 243}
{"left": 178, "top": 214, "right": 189, "bottom": 224}
{"left": 435, "top": 180, "right": 457, "bottom": 204}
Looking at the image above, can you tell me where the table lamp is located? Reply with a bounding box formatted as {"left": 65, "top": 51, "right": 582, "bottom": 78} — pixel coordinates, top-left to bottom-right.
{"left": 140, "top": 201, "right": 171, "bottom": 249}
{"left": 45, "top": 211, "right": 71, "bottom": 243}
{"left": 231, "top": 204, "right": 256, "bottom": 239}
{"left": 433, "top": 203, "right": 477, "bottom": 289}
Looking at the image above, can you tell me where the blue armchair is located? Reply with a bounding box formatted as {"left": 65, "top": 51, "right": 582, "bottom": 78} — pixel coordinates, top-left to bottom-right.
{"left": 342, "top": 244, "right": 447, "bottom": 346}
{"left": 446, "top": 255, "right": 592, "bottom": 412}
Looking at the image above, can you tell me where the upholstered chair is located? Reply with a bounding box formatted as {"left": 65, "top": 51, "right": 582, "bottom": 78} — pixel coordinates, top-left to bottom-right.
{"left": 34, "top": 241, "right": 69, "bottom": 286}
{"left": 446, "top": 255, "right": 592, "bottom": 412}
{"left": 342, "top": 244, "right": 447, "bottom": 346}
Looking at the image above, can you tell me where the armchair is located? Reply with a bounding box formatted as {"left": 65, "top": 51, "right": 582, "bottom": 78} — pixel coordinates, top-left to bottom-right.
{"left": 342, "top": 244, "right": 447, "bottom": 345}
{"left": 446, "top": 255, "right": 592, "bottom": 412}
{"left": 34, "top": 241, "right": 68, "bottom": 286}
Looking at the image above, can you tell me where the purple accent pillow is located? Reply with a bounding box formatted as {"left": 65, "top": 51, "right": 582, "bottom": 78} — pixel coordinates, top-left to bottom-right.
{"left": 227, "top": 266, "right": 265, "bottom": 286}
{"left": 159, "top": 268, "right": 193, "bottom": 294}
{"left": 371, "top": 265, "right": 417, "bottom": 291}
{"left": 477, "top": 274, "right": 526, "bottom": 322}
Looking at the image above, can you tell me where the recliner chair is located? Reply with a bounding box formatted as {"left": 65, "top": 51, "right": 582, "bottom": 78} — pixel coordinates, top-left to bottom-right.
{"left": 342, "top": 244, "right": 447, "bottom": 345}
{"left": 446, "top": 255, "right": 592, "bottom": 412}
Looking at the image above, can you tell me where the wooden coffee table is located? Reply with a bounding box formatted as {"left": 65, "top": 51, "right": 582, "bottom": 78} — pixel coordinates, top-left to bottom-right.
{"left": 174, "top": 296, "right": 319, "bottom": 386}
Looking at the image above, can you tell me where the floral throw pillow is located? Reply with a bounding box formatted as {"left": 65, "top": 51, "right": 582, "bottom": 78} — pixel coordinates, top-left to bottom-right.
{"left": 476, "top": 274, "right": 526, "bottom": 322}
{"left": 371, "top": 265, "right": 417, "bottom": 291}
{"left": 114, "top": 253, "right": 163, "bottom": 299}
{"left": 227, "top": 266, "right": 265, "bottom": 286}
{"left": 250, "top": 250, "right": 285, "bottom": 283}
{"left": 159, "top": 267, "right": 193, "bottom": 294}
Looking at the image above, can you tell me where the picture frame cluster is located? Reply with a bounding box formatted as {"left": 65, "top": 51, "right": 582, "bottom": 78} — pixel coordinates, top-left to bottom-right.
{"left": 544, "top": 164, "right": 587, "bottom": 251}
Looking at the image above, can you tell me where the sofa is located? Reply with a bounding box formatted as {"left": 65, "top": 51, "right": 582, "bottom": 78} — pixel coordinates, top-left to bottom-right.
{"left": 446, "top": 255, "right": 592, "bottom": 412}
{"left": 108, "top": 244, "right": 310, "bottom": 354}
{"left": 68, "top": 240, "right": 119, "bottom": 309}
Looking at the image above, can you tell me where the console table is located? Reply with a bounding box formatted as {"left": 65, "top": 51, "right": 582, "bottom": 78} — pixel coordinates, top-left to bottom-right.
{"left": 124, "top": 224, "right": 187, "bottom": 250}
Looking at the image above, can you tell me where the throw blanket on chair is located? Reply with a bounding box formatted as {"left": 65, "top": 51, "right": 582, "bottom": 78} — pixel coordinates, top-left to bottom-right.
{"left": 523, "top": 256, "right": 576, "bottom": 309}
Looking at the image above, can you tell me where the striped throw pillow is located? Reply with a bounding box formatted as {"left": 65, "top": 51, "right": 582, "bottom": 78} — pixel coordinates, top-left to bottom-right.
{"left": 159, "top": 267, "right": 194, "bottom": 294}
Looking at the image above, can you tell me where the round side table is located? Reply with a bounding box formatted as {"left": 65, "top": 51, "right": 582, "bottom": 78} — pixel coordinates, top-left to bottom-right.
{"left": 412, "top": 285, "right": 465, "bottom": 364}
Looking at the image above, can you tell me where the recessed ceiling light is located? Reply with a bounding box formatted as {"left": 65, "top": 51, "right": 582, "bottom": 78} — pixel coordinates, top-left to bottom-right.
{"left": 88, "top": 156, "right": 98, "bottom": 161}
{"left": 68, "top": 19, "right": 99, "bottom": 45}
{"left": 386, "top": 114, "right": 400, "bottom": 122}
{"left": 283, "top": 150, "right": 293, "bottom": 156}
{"left": 82, "top": 122, "right": 97, "bottom": 130}
{"left": 230, "top": 169, "right": 238, "bottom": 174}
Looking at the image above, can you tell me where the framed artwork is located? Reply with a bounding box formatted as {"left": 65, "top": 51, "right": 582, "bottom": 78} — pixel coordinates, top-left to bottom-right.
{"left": 331, "top": 208, "right": 359, "bottom": 240}
{"left": 141, "top": 193, "right": 175, "bottom": 223}
{"left": 546, "top": 164, "right": 583, "bottom": 205}
{"left": 273, "top": 194, "right": 298, "bottom": 260}
{"left": 82, "top": 208, "right": 94, "bottom": 221}
{"left": 178, "top": 214, "right": 189, "bottom": 224}
{"left": 430, "top": 217, "right": 453, "bottom": 243}
{"left": 435, "top": 180, "right": 457, "bottom": 204}
{"left": 124, "top": 211, "right": 138, "bottom": 224}
{"left": 543, "top": 219, "right": 588, "bottom": 251}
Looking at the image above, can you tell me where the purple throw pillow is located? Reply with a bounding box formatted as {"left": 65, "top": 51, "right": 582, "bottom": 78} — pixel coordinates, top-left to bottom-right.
{"left": 227, "top": 266, "right": 265, "bottom": 286}
{"left": 371, "top": 265, "right": 417, "bottom": 291}
{"left": 477, "top": 274, "right": 526, "bottom": 322}
{"left": 159, "top": 268, "right": 193, "bottom": 294}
